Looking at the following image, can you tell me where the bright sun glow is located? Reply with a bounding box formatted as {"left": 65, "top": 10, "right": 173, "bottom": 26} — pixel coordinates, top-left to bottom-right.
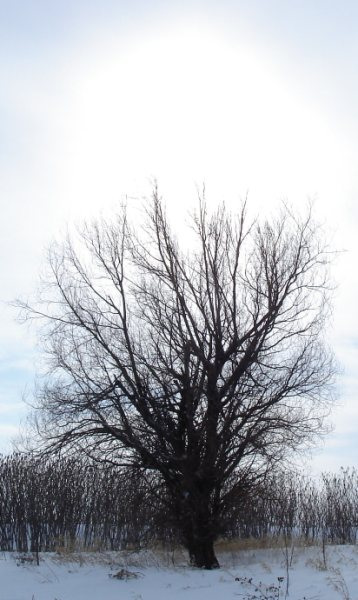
{"left": 57, "top": 25, "right": 346, "bottom": 221}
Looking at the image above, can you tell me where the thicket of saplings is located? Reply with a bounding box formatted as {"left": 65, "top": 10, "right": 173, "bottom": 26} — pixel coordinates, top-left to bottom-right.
{"left": 0, "top": 453, "right": 357, "bottom": 555}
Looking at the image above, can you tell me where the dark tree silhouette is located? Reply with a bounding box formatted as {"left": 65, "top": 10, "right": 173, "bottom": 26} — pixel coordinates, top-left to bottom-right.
{"left": 19, "top": 192, "right": 335, "bottom": 568}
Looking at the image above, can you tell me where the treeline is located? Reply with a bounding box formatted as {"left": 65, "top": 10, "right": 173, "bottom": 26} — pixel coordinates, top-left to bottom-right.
{"left": 0, "top": 453, "right": 357, "bottom": 553}
{"left": 231, "top": 469, "right": 358, "bottom": 545}
{"left": 0, "top": 454, "right": 170, "bottom": 553}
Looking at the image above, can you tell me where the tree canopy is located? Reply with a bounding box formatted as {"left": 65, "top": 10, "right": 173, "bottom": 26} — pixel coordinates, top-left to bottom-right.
{"left": 19, "top": 192, "right": 335, "bottom": 568}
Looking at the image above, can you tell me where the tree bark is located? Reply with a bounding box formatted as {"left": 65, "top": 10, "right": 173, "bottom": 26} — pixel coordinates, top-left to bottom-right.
{"left": 187, "top": 536, "right": 219, "bottom": 569}
{"left": 176, "top": 487, "right": 220, "bottom": 569}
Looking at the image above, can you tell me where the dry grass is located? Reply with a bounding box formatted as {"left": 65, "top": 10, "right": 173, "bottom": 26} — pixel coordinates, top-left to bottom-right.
{"left": 32, "top": 535, "right": 326, "bottom": 570}
{"left": 214, "top": 535, "right": 316, "bottom": 553}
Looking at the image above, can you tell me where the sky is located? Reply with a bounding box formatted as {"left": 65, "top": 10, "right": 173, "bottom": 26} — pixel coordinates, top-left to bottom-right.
{"left": 1, "top": 0, "right": 358, "bottom": 473}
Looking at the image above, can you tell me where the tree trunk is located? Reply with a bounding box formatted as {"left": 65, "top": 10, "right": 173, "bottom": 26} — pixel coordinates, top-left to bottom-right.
{"left": 178, "top": 494, "right": 220, "bottom": 569}
{"left": 187, "top": 536, "right": 220, "bottom": 569}
{"left": 167, "top": 469, "right": 221, "bottom": 568}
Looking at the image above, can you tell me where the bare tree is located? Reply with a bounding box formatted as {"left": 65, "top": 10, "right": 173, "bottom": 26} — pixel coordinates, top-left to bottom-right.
{"left": 18, "top": 191, "right": 335, "bottom": 568}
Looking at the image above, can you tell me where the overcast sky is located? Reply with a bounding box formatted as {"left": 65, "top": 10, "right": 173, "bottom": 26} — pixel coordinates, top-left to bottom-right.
{"left": 1, "top": 0, "right": 358, "bottom": 473}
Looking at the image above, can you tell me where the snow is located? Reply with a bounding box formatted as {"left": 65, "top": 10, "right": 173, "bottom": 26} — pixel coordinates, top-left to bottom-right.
{"left": 2, "top": 544, "right": 358, "bottom": 599}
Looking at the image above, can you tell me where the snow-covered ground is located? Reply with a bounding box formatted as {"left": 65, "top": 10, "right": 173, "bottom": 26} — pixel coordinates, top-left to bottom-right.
{"left": 2, "top": 544, "right": 358, "bottom": 600}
